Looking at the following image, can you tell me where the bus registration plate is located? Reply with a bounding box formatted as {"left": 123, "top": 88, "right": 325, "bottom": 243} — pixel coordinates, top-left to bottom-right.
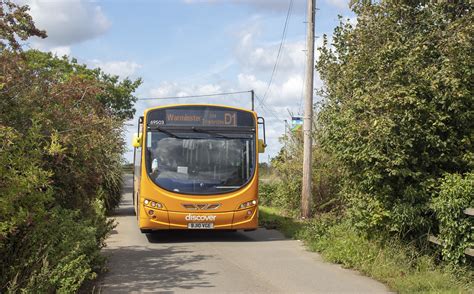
{"left": 188, "top": 223, "right": 214, "bottom": 229}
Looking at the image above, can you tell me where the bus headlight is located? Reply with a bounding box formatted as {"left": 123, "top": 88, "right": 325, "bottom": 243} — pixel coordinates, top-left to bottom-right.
{"left": 143, "top": 199, "right": 164, "bottom": 209}
{"left": 239, "top": 200, "right": 257, "bottom": 210}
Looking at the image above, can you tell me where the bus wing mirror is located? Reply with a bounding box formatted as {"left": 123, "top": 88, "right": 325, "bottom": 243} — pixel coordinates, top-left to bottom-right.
{"left": 257, "top": 116, "right": 266, "bottom": 154}
{"left": 132, "top": 133, "right": 142, "bottom": 148}
{"left": 258, "top": 139, "right": 266, "bottom": 153}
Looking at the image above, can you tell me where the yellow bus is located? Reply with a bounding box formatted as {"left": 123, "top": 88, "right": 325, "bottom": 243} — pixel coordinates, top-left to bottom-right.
{"left": 132, "top": 104, "right": 266, "bottom": 233}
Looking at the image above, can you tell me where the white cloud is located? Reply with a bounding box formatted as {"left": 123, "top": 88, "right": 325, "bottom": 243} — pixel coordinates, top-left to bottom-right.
{"left": 231, "top": 19, "right": 329, "bottom": 159}
{"left": 237, "top": 73, "right": 305, "bottom": 121}
{"left": 184, "top": 0, "right": 306, "bottom": 13}
{"left": 90, "top": 60, "right": 142, "bottom": 78}
{"left": 177, "top": 59, "right": 236, "bottom": 84}
{"left": 238, "top": 38, "right": 306, "bottom": 74}
{"left": 324, "top": 0, "right": 349, "bottom": 9}
{"left": 24, "top": 0, "right": 110, "bottom": 47}
{"left": 27, "top": 43, "right": 72, "bottom": 56}
{"left": 234, "top": 19, "right": 325, "bottom": 111}
{"left": 235, "top": 20, "right": 306, "bottom": 75}
{"left": 49, "top": 46, "right": 71, "bottom": 57}
{"left": 184, "top": 0, "right": 350, "bottom": 13}
{"left": 146, "top": 82, "right": 231, "bottom": 108}
{"left": 237, "top": 74, "right": 267, "bottom": 95}
{"left": 140, "top": 71, "right": 305, "bottom": 162}
{"left": 125, "top": 16, "right": 326, "bottom": 162}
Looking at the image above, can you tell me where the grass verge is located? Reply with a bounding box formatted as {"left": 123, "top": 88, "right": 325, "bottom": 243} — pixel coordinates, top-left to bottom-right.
{"left": 259, "top": 206, "right": 473, "bottom": 294}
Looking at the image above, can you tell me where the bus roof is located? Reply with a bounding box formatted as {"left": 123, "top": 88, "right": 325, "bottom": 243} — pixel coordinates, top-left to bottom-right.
{"left": 143, "top": 103, "right": 257, "bottom": 116}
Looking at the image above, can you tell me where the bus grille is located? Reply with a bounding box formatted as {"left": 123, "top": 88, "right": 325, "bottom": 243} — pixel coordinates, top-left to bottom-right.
{"left": 181, "top": 203, "right": 221, "bottom": 210}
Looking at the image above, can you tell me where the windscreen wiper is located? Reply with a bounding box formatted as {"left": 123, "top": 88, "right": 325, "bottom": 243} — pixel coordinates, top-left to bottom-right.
{"left": 149, "top": 127, "right": 182, "bottom": 139}
{"left": 191, "top": 127, "right": 232, "bottom": 139}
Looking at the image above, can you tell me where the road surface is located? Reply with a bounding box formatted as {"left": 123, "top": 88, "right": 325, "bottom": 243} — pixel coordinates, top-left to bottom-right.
{"left": 98, "top": 174, "right": 389, "bottom": 293}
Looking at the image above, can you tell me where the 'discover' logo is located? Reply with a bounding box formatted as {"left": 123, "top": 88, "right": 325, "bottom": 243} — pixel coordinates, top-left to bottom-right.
{"left": 185, "top": 214, "right": 216, "bottom": 221}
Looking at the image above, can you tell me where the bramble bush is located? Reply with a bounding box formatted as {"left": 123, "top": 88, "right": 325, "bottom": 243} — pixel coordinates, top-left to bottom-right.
{"left": 0, "top": 1, "right": 141, "bottom": 291}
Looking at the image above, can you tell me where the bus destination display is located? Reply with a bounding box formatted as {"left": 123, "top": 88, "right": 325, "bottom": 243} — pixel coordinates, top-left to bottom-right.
{"left": 166, "top": 110, "right": 237, "bottom": 127}
{"left": 147, "top": 107, "right": 254, "bottom": 128}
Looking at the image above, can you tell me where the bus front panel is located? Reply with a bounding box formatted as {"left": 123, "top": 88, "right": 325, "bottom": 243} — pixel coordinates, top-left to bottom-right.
{"left": 135, "top": 105, "right": 261, "bottom": 231}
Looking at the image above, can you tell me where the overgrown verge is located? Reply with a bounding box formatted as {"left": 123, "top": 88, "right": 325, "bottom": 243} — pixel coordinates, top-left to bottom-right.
{"left": 266, "top": 0, "right": 472, "bottom": 270}
{"left": 259, "top": 206, "right": 473, "bottom": 293}
{"left": 315, "top": 0, "right": 473, "bottom": 252}
{"left": 263, "top": 2, "right": 473, "bottom": 291}
{"left": 0, "top": 1, "right": 141, "bottom": 292}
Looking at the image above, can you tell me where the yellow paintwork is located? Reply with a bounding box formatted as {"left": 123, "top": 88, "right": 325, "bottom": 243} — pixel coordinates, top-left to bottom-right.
{"left": 133, "top": 104, "right": 262, "bottom": 231}
{"left": 258, "top": 139, "right": 266, "bottom": 153}
{"left": 132, "top": 133, "right": 142, "bottom": 148}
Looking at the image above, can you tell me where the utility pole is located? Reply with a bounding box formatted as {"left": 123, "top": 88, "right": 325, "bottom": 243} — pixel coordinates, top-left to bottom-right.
{"left": 301, "top": 0, "right": 315, "bottom": 219}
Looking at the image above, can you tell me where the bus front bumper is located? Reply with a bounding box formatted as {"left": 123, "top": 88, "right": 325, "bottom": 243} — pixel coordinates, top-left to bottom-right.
{"left": 139, "top": 207, "right": 258, "bottom": 230}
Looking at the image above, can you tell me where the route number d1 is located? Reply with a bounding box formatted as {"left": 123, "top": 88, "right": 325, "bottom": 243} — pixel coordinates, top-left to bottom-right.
{"left": 224, "top": 112, "right": 237, "bottom": 126}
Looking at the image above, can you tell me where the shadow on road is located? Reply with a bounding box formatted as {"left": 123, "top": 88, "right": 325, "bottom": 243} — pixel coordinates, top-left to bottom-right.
{"left": 112, "top": 206, "right": 135, "bottom": 217}
{"left": 122, "top": 186, "right": 133, "bottom": 194}
{"left": 146, "top": 230, "right": 252, "bottom": 243}
{"left": 110, "top": 196, "right": 134, "bottom": 217}
{"left": 99, "top": 245, "right": 216, "bottom": 292}
{"left": 145, "top": 228, "right": 286, "bottom": 244}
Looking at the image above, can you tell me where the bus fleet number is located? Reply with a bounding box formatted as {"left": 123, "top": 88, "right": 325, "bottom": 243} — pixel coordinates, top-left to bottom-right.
{"left": 149, "top": 120, "right": 165, "bottom": 126}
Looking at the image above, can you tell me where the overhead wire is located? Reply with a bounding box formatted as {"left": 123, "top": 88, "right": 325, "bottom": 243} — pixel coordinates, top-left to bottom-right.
{"left": 261, "top": 0, "right": 294, "bottom": 104}
{"left": 137, "top": 88, "right": 285, "bottom": 122}
{"left": 136, "top": 0, "right": 295, "bottom": 124}
{"left": 137, "top": 90, "right": 252, "bottom": 101}
{"left": 254, "top": 93, "right": 284, "bottom": 122}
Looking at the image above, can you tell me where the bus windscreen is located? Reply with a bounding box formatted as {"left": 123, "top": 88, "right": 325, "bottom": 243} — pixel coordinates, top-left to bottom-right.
{"left": 144, "top": 106, "right": 256, "bottom": 195}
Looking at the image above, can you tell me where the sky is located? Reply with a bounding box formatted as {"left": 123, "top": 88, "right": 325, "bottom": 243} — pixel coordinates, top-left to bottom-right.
{"left": 23, "top": 0, "right": 355, "bottom": 163}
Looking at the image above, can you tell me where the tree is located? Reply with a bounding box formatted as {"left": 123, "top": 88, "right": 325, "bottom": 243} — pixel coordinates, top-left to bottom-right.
{"left": 0, "top": 0, "right": 46, "bottom": 50}
{"left": 23, "top": 50, "right": 142, "bottom": 120}
{"left": 317, "top": 2, "right": 473, "bottom": 236}
{"left": 0, "top": 1, "right": 142, "bottom": 290}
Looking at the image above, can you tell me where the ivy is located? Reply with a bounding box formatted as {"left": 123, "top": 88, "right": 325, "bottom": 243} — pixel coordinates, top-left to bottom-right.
{"left": 432, "top": 173, "right": 474, "bottom": 264}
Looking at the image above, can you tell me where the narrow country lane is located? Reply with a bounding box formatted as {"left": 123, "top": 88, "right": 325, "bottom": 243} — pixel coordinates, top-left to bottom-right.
{"left": 98, "top": 174, "right": 390, "bottom": 293}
